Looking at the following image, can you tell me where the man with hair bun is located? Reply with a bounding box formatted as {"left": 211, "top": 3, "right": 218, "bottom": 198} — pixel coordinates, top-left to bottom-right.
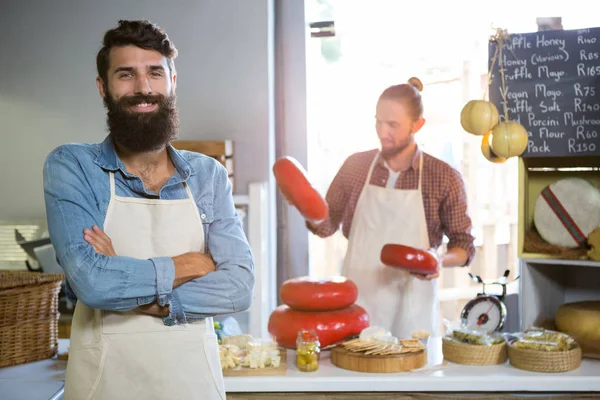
{"left": 307, "top": 78, "right": 475, "bottom": 339}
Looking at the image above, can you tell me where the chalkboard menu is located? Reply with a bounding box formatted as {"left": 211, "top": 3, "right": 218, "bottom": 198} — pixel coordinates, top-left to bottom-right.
{"left": 489, "top": 27, "right": 600, "bottom": 157}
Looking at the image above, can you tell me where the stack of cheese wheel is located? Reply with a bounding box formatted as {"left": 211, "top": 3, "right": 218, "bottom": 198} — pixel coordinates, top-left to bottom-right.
{"left": 268, "top": 276, "right": 370, "bottom": 349}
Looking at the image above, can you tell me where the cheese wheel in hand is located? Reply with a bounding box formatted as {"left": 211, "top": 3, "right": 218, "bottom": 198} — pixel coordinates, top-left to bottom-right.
{"left": 555, "top": 301, "right": 600, "bottom": 355}
{"left": 380, "top": 244, "right": 439, "bottom": 275}
{"left": 273, "top": 156, "right": 329, "bottom": 223}
{"left": 268, "top": 304, "right": 370, "bottom": 349}
{"left": 280, "top": 276, "right": 358, "bottom": 311}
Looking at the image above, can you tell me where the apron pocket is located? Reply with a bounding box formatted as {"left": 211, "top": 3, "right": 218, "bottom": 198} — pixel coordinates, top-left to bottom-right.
{"left": 64, "top": 342, "right": 109, "bottom": 400}
{"left": 203, "top": 333, "right": 227, "bottom": 400}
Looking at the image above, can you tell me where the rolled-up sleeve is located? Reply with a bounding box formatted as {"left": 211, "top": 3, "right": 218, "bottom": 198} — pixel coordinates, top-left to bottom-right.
{"left": 165, "top": 163, "right": 255, "bottom": 323}
{"left": 44, "top": 148, "right": 173, "bottom": 311}
{"left": 151, "top": 257, "right": 176, "bottom": 306}
{"left": 440, "top": 168, "right": 476, "bottom": 266}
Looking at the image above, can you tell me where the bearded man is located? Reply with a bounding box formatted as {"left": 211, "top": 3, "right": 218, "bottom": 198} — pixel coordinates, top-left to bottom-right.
{"left": 43, "top": 20, "right": 254, "bottom": 400}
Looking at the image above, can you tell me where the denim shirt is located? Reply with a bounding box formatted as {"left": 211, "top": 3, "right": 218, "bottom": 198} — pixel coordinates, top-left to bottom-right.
{"left": 43, "top": 136, "right": 255, "bottom": 325}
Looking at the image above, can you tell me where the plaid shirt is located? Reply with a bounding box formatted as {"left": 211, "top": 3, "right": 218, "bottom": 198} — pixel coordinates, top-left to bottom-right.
{"left": 308, "top": 148, "right": 476, "bottom": 265}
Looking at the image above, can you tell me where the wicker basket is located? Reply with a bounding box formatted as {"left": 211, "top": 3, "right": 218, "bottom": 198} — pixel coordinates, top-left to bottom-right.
{"left": 507, "top": 339, "right": 582, "bottom": 372}
{"left": 442, "top": 337, "right": 508, "bottom": 365}
{"left": 0, "top": 270, "right": 64, "bottom": 367}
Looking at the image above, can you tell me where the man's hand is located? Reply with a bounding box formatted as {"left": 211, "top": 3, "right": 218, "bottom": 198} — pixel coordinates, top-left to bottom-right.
{"left": 172, "top": 252, "right": 216, "bottom": 287}
{"left": 410, "top": 249, "right": 441, "bottom": 281}
{"left": 84, "top": 225, "right": 116, "bottom": 256}
{"left": 137, "top": 302, "right": 169, "bottom": 317}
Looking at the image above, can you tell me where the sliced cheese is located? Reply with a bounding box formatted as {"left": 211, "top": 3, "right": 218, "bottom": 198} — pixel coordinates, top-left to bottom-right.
{"left": 555, "top": 301, "right": 600, "bottom": 343}
{"left": 359, "top": 326, "right": 389, "bottom": 342}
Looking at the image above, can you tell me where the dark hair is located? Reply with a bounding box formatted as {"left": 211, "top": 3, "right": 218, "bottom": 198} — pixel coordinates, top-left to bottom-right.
{"left": 96, "top": 20, "right": 178, "bottom": 86}
{"left": 378, "top": 77, "right": 424, "bottom": 121}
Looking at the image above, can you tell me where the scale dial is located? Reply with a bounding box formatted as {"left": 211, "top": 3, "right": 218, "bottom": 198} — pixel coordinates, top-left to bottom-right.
{"left": 460, "top": 295, "right": 507, "bottom": 333}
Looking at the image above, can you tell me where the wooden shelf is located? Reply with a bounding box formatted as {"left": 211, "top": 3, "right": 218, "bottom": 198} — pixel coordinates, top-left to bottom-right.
{"left": 518, "top": 156, "right": 600, "bottom": 258}
{"left": 521, "top": 257, "right": 600, "bottom": 268}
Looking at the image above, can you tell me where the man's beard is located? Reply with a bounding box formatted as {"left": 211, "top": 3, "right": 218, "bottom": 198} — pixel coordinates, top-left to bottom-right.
{"left": 103, "top": 91, "right": 179, "bottom": 153}
{"left": 380, "top": 139, "right": 413, "bottom": 158}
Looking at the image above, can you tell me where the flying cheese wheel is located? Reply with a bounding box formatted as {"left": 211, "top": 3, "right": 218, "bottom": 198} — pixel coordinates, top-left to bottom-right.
{"left": 272, "top": 156, "right": 329, "bottom": 223}
{"left": 279, "top": 276, "right": 358, "bottom": 311}
{"left": 380, "top": 244, "right": 439, "bottom": 275}
{"left": 555, "top": 301, "right": 600, "bottom": 356}
{"left": 533, "top": 178, "right": 600, "bottom": 248}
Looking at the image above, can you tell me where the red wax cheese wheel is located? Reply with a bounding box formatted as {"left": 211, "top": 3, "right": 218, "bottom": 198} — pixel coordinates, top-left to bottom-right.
{"left": 280, "top": 276, "right": 358, "bottom": 311}
{"left": 272, "top": 156, "right": 329, "bottom": 223}
{"left": 268, "top": 304, "right": 370, "bottom": 349}
{"left": 380, "top": 244, "right": 439, "bottom": 275}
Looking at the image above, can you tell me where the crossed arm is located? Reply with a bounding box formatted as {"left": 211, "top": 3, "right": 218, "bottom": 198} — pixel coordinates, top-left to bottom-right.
{"left": 43, "top": 148, "right": 255, "bottom": 324}
{"left": 83, "top": 225, "right": 214, "bottom": 317}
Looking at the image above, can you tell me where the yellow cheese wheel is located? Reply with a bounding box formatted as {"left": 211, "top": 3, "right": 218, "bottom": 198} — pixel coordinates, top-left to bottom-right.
{"left": 555, "top": 301, "right": 600, "bottom": 353}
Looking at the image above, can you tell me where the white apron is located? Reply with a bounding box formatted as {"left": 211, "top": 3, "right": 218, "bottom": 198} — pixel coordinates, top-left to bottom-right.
{"left": 342, "top": 152, "right": 439, "bottom": 339}
{"left": 64, "top": 172, "right": 226, "bottom": 400}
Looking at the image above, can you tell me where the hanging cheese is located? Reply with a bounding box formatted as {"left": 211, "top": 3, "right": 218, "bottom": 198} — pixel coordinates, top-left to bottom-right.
{"left": 533, "top": 178, "right": 600, "bottom": 248}
{"left": 481, "top": 131, "right": 507, "bottom": 164}
{"left": 489, "top": 121, "right": 528, "bottom": 158}
{"left": 555, "top": 301, "right": 600, "bottom": 356}
{"left": 460, "top": 100, "right": 500, "bottom": 136}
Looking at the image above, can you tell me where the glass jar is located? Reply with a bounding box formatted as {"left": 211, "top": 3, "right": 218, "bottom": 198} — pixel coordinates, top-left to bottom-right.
{"left": 296, "top": 330, "right": 320, "bottom": 372}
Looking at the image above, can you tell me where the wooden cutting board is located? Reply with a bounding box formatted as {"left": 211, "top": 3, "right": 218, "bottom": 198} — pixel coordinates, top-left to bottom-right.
{"left": 331, "top": 346, "right": 426, "bottom": 373}
{"left": 222, "top": 349, "right": 287, "bottom": 376}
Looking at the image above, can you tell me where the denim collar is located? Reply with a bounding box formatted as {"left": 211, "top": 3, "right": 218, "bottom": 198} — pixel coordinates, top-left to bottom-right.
{"left": 94, "top": 135, "right": 194, "bottom": 180}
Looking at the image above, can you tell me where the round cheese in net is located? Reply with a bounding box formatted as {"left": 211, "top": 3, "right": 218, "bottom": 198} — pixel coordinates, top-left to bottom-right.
{"left": 533, "top": 178, "right": 600, "bottom": 248}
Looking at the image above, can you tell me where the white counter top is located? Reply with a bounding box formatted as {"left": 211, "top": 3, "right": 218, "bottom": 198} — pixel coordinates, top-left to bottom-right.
{"left": 1, "top": 338, "right": 599, "bottom": 397}
{"left": 225, "top": 338, "right": 600, "bottom": 393}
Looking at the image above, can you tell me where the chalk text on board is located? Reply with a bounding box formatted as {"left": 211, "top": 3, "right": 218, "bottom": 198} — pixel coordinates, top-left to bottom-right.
{"left": 528, "top": 113, "right": 559, "bottom": 127}
{"left": 536, "top": 35, "right": 566, "bottom": 50}
{"left": 577, "top": 63, "right": 600, "bottom": 76}
{"left": 505, "top": 89, "right": 529, "bottom": 101}
{"left": 503, "top": 54, "right": 526, "bottom": 68}
{"left": 506, "top": 66, "right": 532, "bottom": 80}
{"left": 528, "top": 140, "right": 551, "bottom": 153}
{"left": 540, "top": 101, "right": 561, "bottom": 113}
{"left": 539, "top": 127, "right": 565, "bottom": 139}
{"left": 574, "top": 98, "right": 600, "bottom": 112}
{"left": 535, "top": 84, "right": 562, "bottom": 100}
{"left": 564, "top": 113, "right": 600, "bottom": 127}
{"left": 507, "top": 100, "right": 532, "bottom": 113}
{"left": 568, "top": 139, "right": 597, "bottom": 153}
{"left": 537, "top": 65, "right": 566, "bottom": 82}
{"left": 577, "top": 35, "right": 597, "bottom": 45}
{"left": 580, "top": 50, "right": 599, "bottom": 61}
{"left": 573, "top": 83, "right": 596, "bottom": 97}
{"left": 506, "top": 36, "right": 532, "bottom": 50}
{"left": 531, "top": 51, "right": 569, "bottom": 65}
{"left": 576, "top": 126, "right": 598, "bottom": 140}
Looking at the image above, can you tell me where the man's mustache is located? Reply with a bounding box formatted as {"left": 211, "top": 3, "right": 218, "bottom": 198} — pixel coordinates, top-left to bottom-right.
{"left": 118, "top": 94, "right": 164, "bottom": 106}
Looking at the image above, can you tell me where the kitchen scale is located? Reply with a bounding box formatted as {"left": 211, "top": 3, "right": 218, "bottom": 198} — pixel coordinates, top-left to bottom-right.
{"left": 460, "top": 269, "right": 519, "bottom": 333}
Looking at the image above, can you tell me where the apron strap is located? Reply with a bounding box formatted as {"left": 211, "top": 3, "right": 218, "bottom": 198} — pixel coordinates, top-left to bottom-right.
{"left": 109, "top": 172, "right": 116, "bottom": 197}
{"left": 183, "top": 181, "right": 195, "bottom": 200}
{"left": 364, "top": 152, "right": 380, "bottom": 190}
{"left": 417, "top": 153, "right": 424, "bottom": 191}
